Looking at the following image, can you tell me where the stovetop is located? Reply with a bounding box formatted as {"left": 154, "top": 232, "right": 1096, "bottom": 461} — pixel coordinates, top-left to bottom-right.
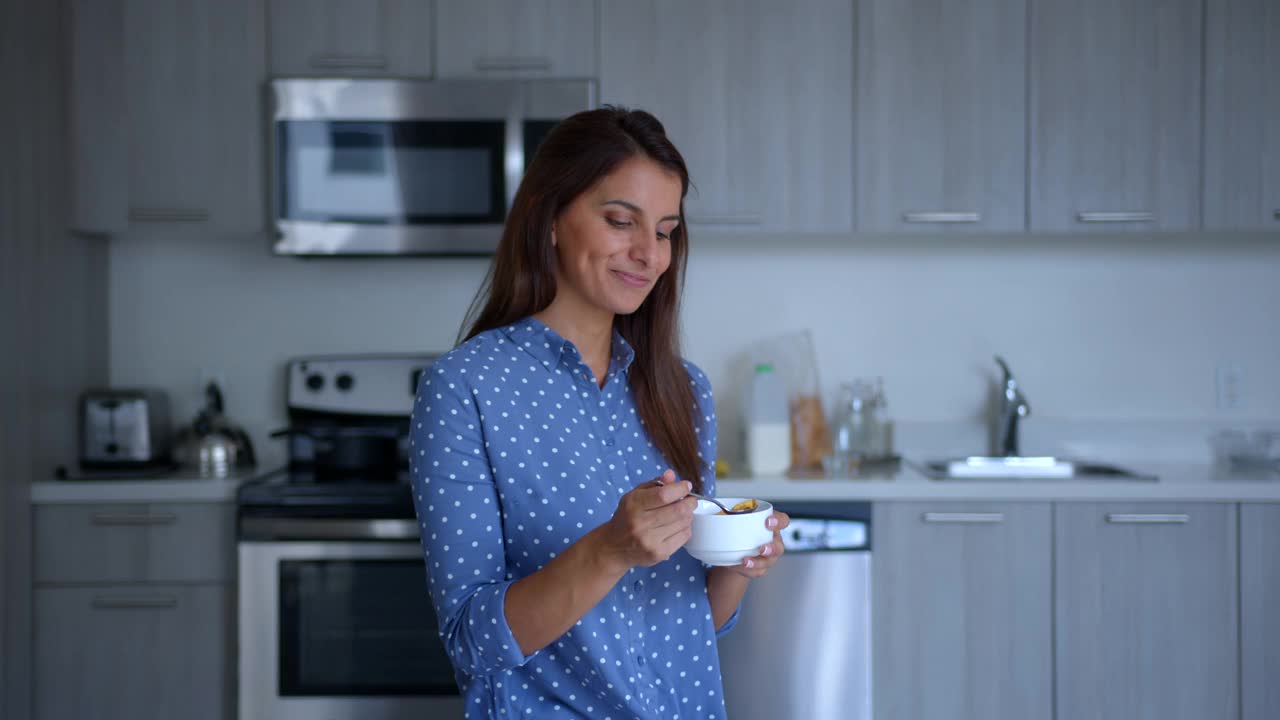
{"left": 237, "top": 467, "right": 415, "bottom": 520}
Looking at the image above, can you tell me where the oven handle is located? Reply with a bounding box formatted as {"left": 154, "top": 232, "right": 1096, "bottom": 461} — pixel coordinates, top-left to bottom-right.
{"left": 240, "top": 517, "right": 420, "bottom": 541}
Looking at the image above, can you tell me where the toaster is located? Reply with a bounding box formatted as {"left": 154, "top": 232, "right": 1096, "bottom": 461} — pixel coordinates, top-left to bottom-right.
{"left": 79, "top": 389, "right": 172, "bottom": 468}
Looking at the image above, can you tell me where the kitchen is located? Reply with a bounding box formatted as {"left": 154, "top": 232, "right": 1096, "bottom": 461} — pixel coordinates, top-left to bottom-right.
{"left": 2, "top": 0, "right": 1279, "bottom": 719}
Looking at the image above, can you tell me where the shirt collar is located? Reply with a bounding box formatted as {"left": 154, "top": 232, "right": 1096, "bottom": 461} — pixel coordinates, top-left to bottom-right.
{"left": 501, "top": 316, "right": 635, "bottom": 376}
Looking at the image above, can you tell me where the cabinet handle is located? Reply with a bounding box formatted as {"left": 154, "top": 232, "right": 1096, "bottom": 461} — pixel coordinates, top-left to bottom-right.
{"left": 309, "top": 54, "right": 389, "bottom": 70}
{"left": 129, "top": 208, "right": 209, "bottom": 223}
{"left": 922, "top": 512, "right": 1005, "bottom": 524}
{"left": 686, "top": 214, "right": 763, "bottom": 225}
{"left": 1105, "top": 513, "right": 1190, "bottom": 524}
{"left": 474, "top": 56, "right": 552, "bottom": 72}
{"left": 1076, "top": 211, "right": 1154, "bottom": 223}
{"left": 1272, "top": 210, "right": 1279, "bottom": 221}
{"left": 91, "top": 594, "right": 178, "bottom": 610}
{"left": 91, "top": 511, "right": 177, "bottom": 526}
{"left": 903, "top": 212, "right": 982, "bottom": 224}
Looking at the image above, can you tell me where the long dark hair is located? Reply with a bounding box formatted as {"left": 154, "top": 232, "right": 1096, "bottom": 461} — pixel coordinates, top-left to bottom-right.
{"left": 459, "top": 106, "right": 705, "bottom": 492}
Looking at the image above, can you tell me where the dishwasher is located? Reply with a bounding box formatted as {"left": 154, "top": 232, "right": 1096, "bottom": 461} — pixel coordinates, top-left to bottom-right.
{"left": 717, "top": 501, "right": 872, "bottom": 720}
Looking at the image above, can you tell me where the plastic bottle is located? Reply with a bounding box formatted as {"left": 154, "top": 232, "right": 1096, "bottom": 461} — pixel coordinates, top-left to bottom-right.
{"left": 869, "top": 376, "right": 895, "bottom": 458}
{"left": 746, "top": 363, "right": 790, "bottom": 476}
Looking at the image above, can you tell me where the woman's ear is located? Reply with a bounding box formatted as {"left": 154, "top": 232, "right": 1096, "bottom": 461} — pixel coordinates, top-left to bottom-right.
{"left": 550, "top": 224, "right": 557, "bottom": 247}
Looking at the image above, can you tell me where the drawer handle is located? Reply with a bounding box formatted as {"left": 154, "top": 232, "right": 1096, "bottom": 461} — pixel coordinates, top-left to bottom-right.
{"left": 903, "top": 212, "right": 982, "bottom": 224}
{"left": 474, "top": 56, "right": 552, "bottom": 72}
{"left": 90, "top": 512, "right": 177, "bottom": 526}
{"left": 686, "top": 214, "right": 763, "bottom": 225}
{"left": 309, "top": 54, "right": 388, "bottom": 70}
{"left": 91, "top": 594, "right": 178, "bottom": 610}
{"left": 922, "top": 512, "right": 1005, "bottom": 524}
{"left": 1106, "top": 513, "right": 1190, "bottom": 524}
{"left": 1076, "top": 211, "right": 1154, "bottom": 223}
{"left": 1273, "top": 210, "right": 1279, "bottom": 221}
{"left": 129, "top": 208, "right": 209, "bottom": 223}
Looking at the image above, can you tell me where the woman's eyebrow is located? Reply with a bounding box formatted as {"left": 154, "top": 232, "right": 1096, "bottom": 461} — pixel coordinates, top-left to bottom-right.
{"left": 602, "top": 199, "right": 680, "bottom": 224}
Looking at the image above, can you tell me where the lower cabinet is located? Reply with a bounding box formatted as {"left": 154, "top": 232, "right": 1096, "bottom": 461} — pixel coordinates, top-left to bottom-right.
{"left": 1054, "top": 503, "right": 1238, "bottom": 720}
{"left": 873, "top": 502, "right": 1052, "bottom": 720}
{"left": 1241, "top": 503, "right": 1280, "bottom": 720}
{"left": 34, "top": 584, "right": 233, "bottom": 720}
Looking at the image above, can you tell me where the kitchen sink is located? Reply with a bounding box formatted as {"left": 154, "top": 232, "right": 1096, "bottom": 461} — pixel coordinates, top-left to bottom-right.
{"left": 921, "top": 456, "right": 1157, "bottom": 481}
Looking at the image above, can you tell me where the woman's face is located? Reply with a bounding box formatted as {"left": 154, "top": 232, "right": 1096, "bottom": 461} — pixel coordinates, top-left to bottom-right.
{"left": 550, "top": 154, "right": 682, "bottom": 318}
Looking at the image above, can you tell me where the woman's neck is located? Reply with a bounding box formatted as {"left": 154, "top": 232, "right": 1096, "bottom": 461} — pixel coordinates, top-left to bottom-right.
{"left": 532, "top": 300, "right": 614, "bottom": 372}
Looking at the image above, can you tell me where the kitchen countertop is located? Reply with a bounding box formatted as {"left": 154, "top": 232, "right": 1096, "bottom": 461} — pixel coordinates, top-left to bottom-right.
{"left": 718, "top": 461, "right": 1280, "bottom": 502}
{"left": 30, "top": 468, "right": 271, "bottom": 504}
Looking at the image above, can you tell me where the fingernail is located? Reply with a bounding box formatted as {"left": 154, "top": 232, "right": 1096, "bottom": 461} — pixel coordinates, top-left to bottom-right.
{"left": 685, "top": 481, "right": 692, "bottom": 492}
{"left": 744, "top": 558, "right": 754, "bottom": 568}
{"left": 767, "top": 517, "right": 778, "bottom": 529}
{"left": 761, "top": 544, "right": 772, "bottom": 556}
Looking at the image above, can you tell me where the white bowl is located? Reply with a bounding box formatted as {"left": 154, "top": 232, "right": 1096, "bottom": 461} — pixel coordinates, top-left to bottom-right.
{"left": 684, "top": 498, "right": 774, "bottom": 566}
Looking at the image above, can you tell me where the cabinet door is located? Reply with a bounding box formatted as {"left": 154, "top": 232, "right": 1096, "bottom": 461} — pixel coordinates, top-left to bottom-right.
{"left": 872, "top": 503, "right": 1052, "bottom": 720}
{"left": 436, "top": 0, "right": 595, "bottom": 78}
{"left": 600, "top": 0, "right": 853, "bottom": 234}
{"left": 1029, "top": 0, "right": 1202, "bottom": 232}
{"left": 124, "top": 0, "right": 265, "bottom": 234}
{"left": 69, "top": 0, "right": 128, "bottom": 234}
{"left": 1055, "top": 503, "right": 1238, "bottom": 720}
{"left": 1203, "top": 0, "right": 1280, "bottom": 230}
{"left": 34, "top": 504, "right": 150, "bottom": 584}
{"left": 34, "top": 585, "right": 231, "bottom": 720}
{"left": 1241, "top": 503, "right": 1280, "bottom": 720}
{"left": 855, "top": 0, "right": 1027, "bottom": 233}
{"left": 268, "top": 0, "right": 434, "bottom": 77}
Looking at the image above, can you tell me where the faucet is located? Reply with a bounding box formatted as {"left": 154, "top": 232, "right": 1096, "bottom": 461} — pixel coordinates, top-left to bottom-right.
{"left": 994, "top": 355, "right": 1030, "bottom": 456}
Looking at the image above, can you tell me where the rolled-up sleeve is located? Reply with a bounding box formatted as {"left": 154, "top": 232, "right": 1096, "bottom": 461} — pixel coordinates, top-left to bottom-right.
{"left": 409, "top": 365, "right": 536, "bottom": 677}
{"left": 684, "top": 361, "right": 742, "bottom": 638}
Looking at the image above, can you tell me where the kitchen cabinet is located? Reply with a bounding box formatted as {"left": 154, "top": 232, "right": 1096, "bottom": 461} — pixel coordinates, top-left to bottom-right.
{"left": 1203, "top": 0, "right": 1280, "bottom": 230}
{"left": 872, "top": 503, "right": 1052, "bottom": 720}
{"left": 31, "top": 501, "right": 236, "bottom": 720}
{"left": 267, "top": 0, "right": 434, "bottom": 77}
{"left": 1241, "top": 503, "right": 1280, "bottom": 720}
{"left": 70, "top": 0, "right": 265, "bottom": 236}
{"left": 855, "top": 0, "right": 1027, "bottom": 233}
{"left": 1029, "top": 0, "right": 1202, "bottom": 232}
{"left": 599, "top": 0, "right": 853, "bottom": 234}
{"left": 436, "top": 0, "right": 595, "bottom": 78}
{"left": 34, "top": 585, "right": 232, "bottom": 720}
{"left": 1054, "top": 503, "right": 1238, "bottom": 720}
{"left": 125, "top": 0, "right": 265, "bottom": 234}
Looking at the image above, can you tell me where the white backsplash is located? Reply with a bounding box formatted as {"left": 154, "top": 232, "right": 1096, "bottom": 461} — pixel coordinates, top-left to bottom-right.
{"left": 109, "top": 232, "right": 1280, "bottom": 470}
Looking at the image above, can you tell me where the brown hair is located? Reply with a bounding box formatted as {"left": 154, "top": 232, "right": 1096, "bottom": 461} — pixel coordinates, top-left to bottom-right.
{"left": 459, "top": 107, "right": 706, "bottom": 492}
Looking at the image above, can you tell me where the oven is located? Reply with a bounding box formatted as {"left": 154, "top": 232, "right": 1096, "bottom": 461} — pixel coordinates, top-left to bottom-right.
{"left": 237, "top": 354, "right": 461, "bottom": 719}
{"left": 238, "top": 517, "right": 463, "bottom": 720}
{"left": 270, "top": 78, "right": 595, "bottom": 256}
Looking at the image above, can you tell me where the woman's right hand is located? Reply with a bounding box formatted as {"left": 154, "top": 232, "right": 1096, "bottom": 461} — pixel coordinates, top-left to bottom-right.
{"left": 594, "top": 469, "right": 697, "bottom": 571}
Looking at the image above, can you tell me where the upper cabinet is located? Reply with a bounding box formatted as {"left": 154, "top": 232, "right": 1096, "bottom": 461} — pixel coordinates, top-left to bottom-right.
{"left": 1029, "top": 0, "right": 1203, "bottom": 232}
{"left": 267, "top": 0, "right": 434, "bottom": 77}
{"left": 600, "top": 0, "right": 854, "bottom": 234}
{"left": 855, "top": 0, "right": 1028, "bottom": 233}
{"left": 1203, "top": 0, "right": 1280, "bottom": 231}
{"left": 71, "top": 0, "right": 266, "bottom": 236}
{"left": 435, "top": 0, "right": 596, "bottom": 78}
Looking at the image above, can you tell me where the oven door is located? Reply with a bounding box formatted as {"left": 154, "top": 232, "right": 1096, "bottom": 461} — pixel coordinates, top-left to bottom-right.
{"left": 270, "top": 78, "right": 595, "bottom": 256}
{"left": 238, "top": 535, "right": 464, "bottom": 720}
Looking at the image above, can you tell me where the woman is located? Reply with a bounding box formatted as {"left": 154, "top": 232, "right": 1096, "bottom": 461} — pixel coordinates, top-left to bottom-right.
{"left": 409, "top": 107, "right": 791, "bottom": 719}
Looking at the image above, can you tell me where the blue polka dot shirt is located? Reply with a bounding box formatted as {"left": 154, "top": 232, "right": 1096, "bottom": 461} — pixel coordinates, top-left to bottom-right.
{"left": 409, "top": 316, "right": 738, "bottom": 719}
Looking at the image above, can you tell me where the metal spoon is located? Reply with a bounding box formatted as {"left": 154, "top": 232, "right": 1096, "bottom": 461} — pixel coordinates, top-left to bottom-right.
{"left": 688, "top": 492, "right": 755, "bottom": 514}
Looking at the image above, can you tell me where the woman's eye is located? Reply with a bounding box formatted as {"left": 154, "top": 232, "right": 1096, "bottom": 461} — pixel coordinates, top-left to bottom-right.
{"left": 656, "top": 231, "right": 670, "bottom": 241}
{"left": 606, "top": 218, "right": 631, "bottom": 229}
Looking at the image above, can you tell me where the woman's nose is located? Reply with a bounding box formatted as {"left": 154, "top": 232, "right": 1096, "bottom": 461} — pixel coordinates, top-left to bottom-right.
{"left": 629, "top": 227, "right": 658, "bottom": 266}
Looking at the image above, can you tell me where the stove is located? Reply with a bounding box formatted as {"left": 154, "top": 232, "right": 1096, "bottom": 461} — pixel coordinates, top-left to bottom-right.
{"left": 237, "top": 354, "right": 465, "bottom": 720}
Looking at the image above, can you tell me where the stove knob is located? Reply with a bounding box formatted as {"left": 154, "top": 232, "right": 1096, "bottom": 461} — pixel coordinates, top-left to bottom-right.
{"left": 336, "top": 373, "right": 355, "bottom": 392}
{"left": 305, "top": 374, "right": 324, "bottom": 391}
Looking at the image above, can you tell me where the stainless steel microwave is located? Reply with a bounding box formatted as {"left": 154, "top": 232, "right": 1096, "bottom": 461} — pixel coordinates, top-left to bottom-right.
{"left": 270, "top": 78, "right": 595, "bottom": 256}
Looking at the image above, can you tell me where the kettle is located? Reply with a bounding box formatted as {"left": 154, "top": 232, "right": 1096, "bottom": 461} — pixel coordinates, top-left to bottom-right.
{"left": 174, "top": 382, "right": 256, "bottom": 478}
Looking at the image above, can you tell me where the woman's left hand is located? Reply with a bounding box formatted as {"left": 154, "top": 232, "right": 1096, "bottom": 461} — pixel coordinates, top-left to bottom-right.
{"left": 728, "top": 510, "right": 790, "bottom": 579}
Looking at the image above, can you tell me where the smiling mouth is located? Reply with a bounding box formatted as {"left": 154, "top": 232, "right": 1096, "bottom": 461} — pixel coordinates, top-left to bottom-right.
{"left": 612, "top": 270, "right": 650, "bottom": 288}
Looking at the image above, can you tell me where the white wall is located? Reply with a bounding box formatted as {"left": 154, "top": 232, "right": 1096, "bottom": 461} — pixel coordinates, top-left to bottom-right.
{"left": 109, "top": 231, "right": 1280, "bottom": 470}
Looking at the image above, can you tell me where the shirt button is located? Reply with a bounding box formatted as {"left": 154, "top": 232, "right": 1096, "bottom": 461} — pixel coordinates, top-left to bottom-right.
{"left": 605, "top": 437, "right": 616, "bottom": 447}
{"left": 633, "top": 580, "right": 642, "bottom": 592}
{"left": 636, "top": 655, "right": 645, "bottom": 667}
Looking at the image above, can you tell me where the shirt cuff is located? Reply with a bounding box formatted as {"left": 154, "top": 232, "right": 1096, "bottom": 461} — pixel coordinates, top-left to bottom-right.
{"left": 715, "top": 601, "right": 742, "bottom": 638}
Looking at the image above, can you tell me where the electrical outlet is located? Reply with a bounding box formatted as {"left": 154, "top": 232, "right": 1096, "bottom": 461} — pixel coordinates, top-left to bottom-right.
{"left": 1216, "top": 363, "right": 1243, "bottom": 410}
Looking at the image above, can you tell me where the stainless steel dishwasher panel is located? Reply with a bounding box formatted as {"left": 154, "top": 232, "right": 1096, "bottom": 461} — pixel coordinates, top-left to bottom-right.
{"left": 717, "top": 510, "right": 873, "bottom": 720}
